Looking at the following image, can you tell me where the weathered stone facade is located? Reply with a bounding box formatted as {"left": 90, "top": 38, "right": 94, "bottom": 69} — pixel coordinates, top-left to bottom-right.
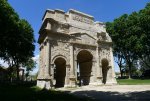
{"left": 37, "top": 9, "right": 117, "bottom": 89}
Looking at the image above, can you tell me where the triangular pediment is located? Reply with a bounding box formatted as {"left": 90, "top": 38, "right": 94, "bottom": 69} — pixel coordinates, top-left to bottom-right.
{"left": 70, "top": 32, "right": 97, "bottom": 45}
{"left": 70, "top": 32, "right": 96, "bottom": 40}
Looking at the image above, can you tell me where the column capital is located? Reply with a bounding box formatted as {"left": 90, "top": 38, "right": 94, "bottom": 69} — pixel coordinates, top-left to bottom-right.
{"left": 50, "top": 64, "right": 55, "bottom": 67}
{"left": 66, "top": 64, "right": 71, "bottom": 68}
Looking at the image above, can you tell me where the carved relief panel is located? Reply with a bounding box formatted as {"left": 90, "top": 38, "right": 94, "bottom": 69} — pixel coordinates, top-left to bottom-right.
{"left": 51, "top": 41, "right": 70, "bottom": 63}
{"left": 99, "top": 47, "right": 111, "bottom": 64}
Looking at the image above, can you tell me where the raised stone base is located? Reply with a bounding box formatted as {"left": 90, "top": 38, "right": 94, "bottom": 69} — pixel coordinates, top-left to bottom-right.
{"left": 105, "top": 78, "right": 117, "bottom": 85}
{"left": 64, "top": 84, "right": 76, "bottom": 88}
{"left": 37, "top": 79, "right": 53, "bottom": 89}
{"left": 89, "top": 82, "right": 102, "bottom": 85}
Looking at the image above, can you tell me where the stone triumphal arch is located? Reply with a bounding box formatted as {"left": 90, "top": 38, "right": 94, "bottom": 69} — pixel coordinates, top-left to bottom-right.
{"left": 37, "top": 9, "right": 117, "bottom": 89}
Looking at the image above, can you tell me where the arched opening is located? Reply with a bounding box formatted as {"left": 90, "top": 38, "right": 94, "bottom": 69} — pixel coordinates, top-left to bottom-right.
{"left": 101, "top": 58, "right": 109, "bottom": 84}
{"left": 54, "top": 57, "right": 66, "bottom": 88}
{"left": 77, "top": 50, "right": 93, "bottom": 86}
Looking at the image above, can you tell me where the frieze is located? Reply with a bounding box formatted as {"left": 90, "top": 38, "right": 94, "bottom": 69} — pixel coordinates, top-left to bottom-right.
{"left": 72, "top": 15, "right": 93, "bottom": 24}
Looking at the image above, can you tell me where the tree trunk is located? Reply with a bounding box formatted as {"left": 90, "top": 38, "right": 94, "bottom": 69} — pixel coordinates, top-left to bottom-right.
{"left": 119, "top": 64, "right": 123, "bottom": 78}
{"left": 16, "top": 66, "right": 20, "bottom": 81}
{"left": 128, "top": 63, "right": 132, "bottom": 79}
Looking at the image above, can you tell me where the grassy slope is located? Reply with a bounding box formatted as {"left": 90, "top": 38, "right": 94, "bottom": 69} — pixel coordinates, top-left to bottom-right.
{"left": 117, "top": 79, "right": 150, "bottom": 85}
{"left": 0, "top": 85, "right": 93, "bottom": 101}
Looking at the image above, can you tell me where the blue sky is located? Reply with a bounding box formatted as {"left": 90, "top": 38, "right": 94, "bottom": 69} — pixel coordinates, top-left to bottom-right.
{"left": 7, "top": 0, "right": 150, "bottom": 73}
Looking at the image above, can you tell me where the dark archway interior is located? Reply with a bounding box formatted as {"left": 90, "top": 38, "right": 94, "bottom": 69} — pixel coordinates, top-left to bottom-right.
{"left": 102, "top": 58, "right": 109, "bottom": 84}
{"left": 77, "top": 50, "right": 93, "bottom": 86}
{"left": 54, "top": 57, "right": 66, "bottom": 88}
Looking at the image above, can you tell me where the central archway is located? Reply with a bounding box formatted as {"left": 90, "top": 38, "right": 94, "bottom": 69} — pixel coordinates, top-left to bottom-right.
{"left": 77, "top": 50, "right": 93, "bottom": 86}
{"left": 54, "top": 57, "right": 66, "bottom": 88}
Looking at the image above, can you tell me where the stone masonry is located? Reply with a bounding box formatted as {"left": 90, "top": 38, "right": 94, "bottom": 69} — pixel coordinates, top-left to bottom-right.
{"left": 37, "top": 9, "right": 117, "bottom": 89}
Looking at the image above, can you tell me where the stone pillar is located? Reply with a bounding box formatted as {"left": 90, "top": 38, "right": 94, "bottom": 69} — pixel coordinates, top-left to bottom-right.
{"left": 64, "top": 65, "right": 70, "bottom": 87}
{"left": 37, "top": 46, "right": 43, "bottom": 79}
{"left": 69, "top": 44, "right": 76, "bottom": 87}
{"left": 37, "top": 45, "right": 47, "bottom": 89}
{"left": 74, "top": 60, "right": 78, "bottom": 81}
{"left": 43, "top": 39, "right": 52, "bottom": 89}
{"left": 50, "top": 64, "right": 55, "bottom": 87}
{"left": 89, "top": 60, "right": 96, "bottom": 85}
{"left": 96, "top": 43, "right": 103, "bottom": 85}
{"left": 109, "top": 47, "right": 117, "bottom": 84}
{"left": 44, "top": 39, "right": 51, "bottom": 79}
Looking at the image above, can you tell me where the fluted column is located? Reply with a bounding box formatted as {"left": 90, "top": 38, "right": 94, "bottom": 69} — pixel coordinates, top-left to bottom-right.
{"left": 69, "top": 44, "right": 76, "bottom": 87}
{"left": 65, "top": 65, "right": 70, "bottom": 87}
{"left": 37, "top": 46, "right": 43, "bottom": 79}
{"left": 110, "top": 47, "right": 117, "bottom": 84}
{"left": 96, "top": 42, "right": 102, "bottom": 84}
{"left": 44, "top": 39, "right": 51, "bottom": 79}
{"left": 70, "top": 44, "right": 75, "bottom": 77}
{"left": 89, "top": 60, "right": 95, "bottom": 85}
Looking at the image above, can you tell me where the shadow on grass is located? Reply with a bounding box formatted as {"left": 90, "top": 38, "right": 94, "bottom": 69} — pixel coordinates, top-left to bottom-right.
{"left": 1, "top": 84, "right": 150, "bottom": 101}
{"left": 67, "top": 90, "right": 150, "bottom": 101}
{"left": 0, "top": 85, "right": 93, "bottom": 101}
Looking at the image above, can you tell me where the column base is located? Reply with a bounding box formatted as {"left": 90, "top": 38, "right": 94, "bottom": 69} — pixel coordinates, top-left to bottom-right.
{"left": 69, "top": 76, "right": 76, "bottom": 87}
{"left": 44, "top": 74, "right": 51, "bottom": 79}
{"left": 37, "top": 79, "right": 53, "bottom": 89}
{"left": 96, "top": 76, "right": 103, "bottom": 85}
{"left": 89, "top": 82, "right": 101, "bottom": 85}
{"left": 64, "top": 84, "right": 76, "bottom": 88}
{"left": 105, "top": 78, "right": 117, "bottom": 85}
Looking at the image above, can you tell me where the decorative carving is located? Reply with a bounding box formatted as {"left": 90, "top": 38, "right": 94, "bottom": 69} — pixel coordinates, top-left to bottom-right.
{"left": 37, "top": 9, "right": 117, "bottom": 88}
{"left": 100, "top": 48, "right": 111, "bottom": 62}
{"left": 72, "top": 15, "right": 93, "bottom": 24}
{"left": 58, "top": 23, "right": 69, "bottom": 33}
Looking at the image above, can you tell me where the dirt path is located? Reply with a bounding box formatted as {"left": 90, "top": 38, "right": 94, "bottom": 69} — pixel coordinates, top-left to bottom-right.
{"left": 57, "top": 85, "right": 150, "bottom": 101}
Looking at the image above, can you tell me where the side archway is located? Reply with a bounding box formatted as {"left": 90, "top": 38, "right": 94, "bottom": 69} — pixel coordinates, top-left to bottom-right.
{"left": 54, "top": 57, "right": 66, "bottom": 88}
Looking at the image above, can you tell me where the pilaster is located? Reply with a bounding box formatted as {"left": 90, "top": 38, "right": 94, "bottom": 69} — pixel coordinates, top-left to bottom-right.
{"left": 44, "top": 39, "right": 51, "bottom": 79}
{"left": 64, "top": 65, "right": 71, "bottom": 87}
{"left": 69, "top": 44, "right": 76, "bottom": 87}
{"left": 109, "top": 47, "right": 117, "bottom": 84}
{"left": 96, "top": 42, "right": 103, "bottom": 85}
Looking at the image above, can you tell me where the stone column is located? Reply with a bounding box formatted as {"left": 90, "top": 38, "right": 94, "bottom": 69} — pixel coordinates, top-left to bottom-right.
{"left": 96, "top": 43, "right": 102, "bottom": 85}
{"left": 69, "top": 44, "right": 76, "bottom": 87}
{"left": 64, "top": 65, "right": 70, "bottom": 87}
{"left": 37, "top": 46, "right": 43, "bottom": 79}
{"left": 44, "top": 39, "right": 51, "bottom": 79}
{"left": 110, "top": 47, "right": 117, "bottom": 84}
{"left": 74, "top": 60, "right": 78, "bottom": 81}
{"left": 50, "top": 64, "right": 55, "bottom": 87}
{"left": 42, "top": 39, "right": 52, "bottom": 89}
{"left": 89, "top": 60, "right": 96, "bottom": 85}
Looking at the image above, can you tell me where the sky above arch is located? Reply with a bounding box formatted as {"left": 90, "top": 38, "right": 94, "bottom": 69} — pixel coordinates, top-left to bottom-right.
{"left": 7, "top": 0, "right": 150, "bottom": 74}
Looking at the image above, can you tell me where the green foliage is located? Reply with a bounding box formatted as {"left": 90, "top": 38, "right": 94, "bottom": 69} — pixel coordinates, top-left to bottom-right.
{"left": 23, "top": 58, "right": 36, "bottom": 78}
{"left": 0, "top": 0, "right": 35, "bottom": 80}
{"left": 106, "top": 3, "right": 150, "bottom": 78}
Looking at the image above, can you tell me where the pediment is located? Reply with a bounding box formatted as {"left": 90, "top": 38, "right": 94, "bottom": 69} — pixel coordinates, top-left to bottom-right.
{"left": 70, "top": 32, "right": 97, "bottom": 45}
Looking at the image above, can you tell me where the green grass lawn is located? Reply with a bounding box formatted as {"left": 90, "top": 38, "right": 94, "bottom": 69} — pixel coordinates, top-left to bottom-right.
{"left": 0, "top": 85, "right": 93, "bottom": 101}
{"left": 117, "top": 79, "right": 150, "bottom": 85}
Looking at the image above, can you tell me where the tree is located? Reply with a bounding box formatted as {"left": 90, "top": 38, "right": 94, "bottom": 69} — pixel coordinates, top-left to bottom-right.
{"left": 0, "top": 0, "right": 35, "bottom": 80}
{"left": 106, "top": 14, "right": 128, "bottom": 78}
{"left": 106, "top": 13, "right": 143, "bottom": 79}
{"left": 106, "top": 3, "right": 150, "bottom": 79}
{"left": 138, "top": 3, "right": 150, "bottom": 70}
{"left": 23, "top": 58, "right": 36, "bottom": 81}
